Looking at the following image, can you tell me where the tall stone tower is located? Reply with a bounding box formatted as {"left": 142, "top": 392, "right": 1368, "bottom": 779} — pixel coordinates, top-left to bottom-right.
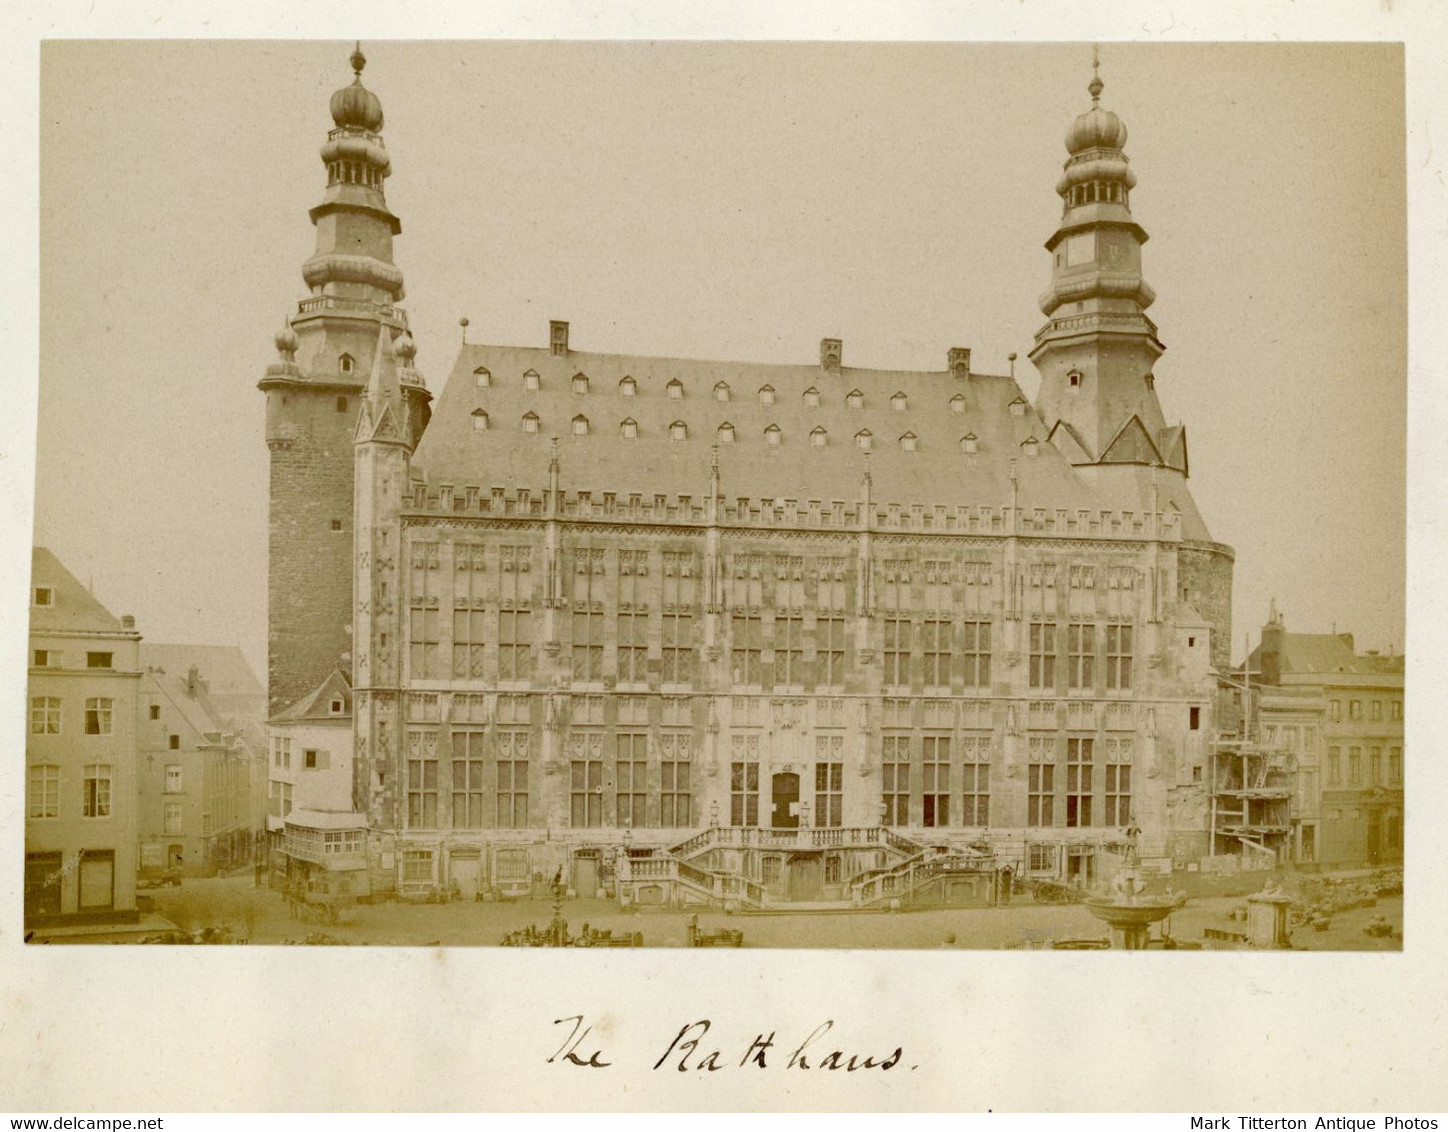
{"left": 260, "top": 45, "right": 430, "bottom": 716}
{"left": 1029, "top": 59, "right": 1187, "bottom": 480}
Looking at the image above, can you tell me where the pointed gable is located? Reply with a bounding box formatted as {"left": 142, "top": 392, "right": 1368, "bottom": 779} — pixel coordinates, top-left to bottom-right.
{"left": 1099, "top": 414, "right": 1163, "bottom": 466}
{"left": 1158, "top": 425, "right": 1189, "bottom": 474}
{"left": 272, "top": 669, "right": 353, "bottom": 724}
{"left": 1046, "top": 419, "right": 1094, "bottom": 464}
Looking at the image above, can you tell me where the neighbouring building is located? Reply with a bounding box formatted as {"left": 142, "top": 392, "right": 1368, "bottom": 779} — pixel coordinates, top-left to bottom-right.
{"left": 260, "top": 49, "right": 1233, "bottom": 906}
{"left": 136, "top": 661, "right": 258, "bottom": 878}
{"left": 25, "top": 548, "right": 142, "bottom": 925}
{"left": 1235, "top": 606, "right": 1404, "bottom": 869}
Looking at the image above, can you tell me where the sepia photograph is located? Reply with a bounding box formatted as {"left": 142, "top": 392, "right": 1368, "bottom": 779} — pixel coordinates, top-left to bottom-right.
{"left": 6, "top": 11, "right": 1446, "bottom": 1115}
{"left": 24, "top": 39, "right": 1407, "bottom": 952}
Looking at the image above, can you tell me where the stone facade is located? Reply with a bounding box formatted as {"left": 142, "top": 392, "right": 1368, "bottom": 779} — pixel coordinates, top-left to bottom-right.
{"left": 264, "top": 54, "right": 1234, "bottom": 903}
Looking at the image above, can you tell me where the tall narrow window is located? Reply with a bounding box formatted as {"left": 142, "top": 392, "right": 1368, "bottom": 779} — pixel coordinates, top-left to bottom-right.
{"left": 1105, "top": 624, "right": 1133, "bottom": 690}
{"left": 961, "top": 738, "right": 990, "bottom": 826}
{"left": 816, "top": 615, "right": 846, "bottom": 689}
{"left": 615, "top": 734, "right": 648, "bottom": 828}
{"left": 27, "top": 764, "right": 59, "bottom": 819}
{"left": 883, "top": 618, "right": 912, "bottom": 688}
{"left": 881, "top": 735, "right": 910, "bottom": 824}
{"left": 660, "top": 734, "right": 692, "bottom": 827}
{"left": 451, "top": 731, "right": 487, "bottom": 830}
{"left": 1327, "top": 746, "right": 1341, "bottom": 786}
{"left": 1028, "top": 761, "right": 1055, "bottom": 827}
{"left": 814, "top": 755, "right": 843, "bottom": 828}
{"left": 1067, "top": 623, "right": 1095, "bottom": 690}
{"left": 1029, "top": 623, "right": 1056, "bottom": 689}
{"left": 30, "top": 697, "right": 61, "bottom": 735}
{"left": 775, "top": 613, "right": 805, "bottom": 688}
{"left": 82, "top": 764, "right": 112, "bottom": 818}
{"left": 407, "top": 732, "right": 439, "bottom": 828}
{"left": 731, "top": 614, "right": 764, "bottom": 688}
{"left": 730, "top": 746, "right": 760, "bottom": 827}
{"left": 453, "top": 608, "right": 486, "bottom": 679}
{"left": 84, "top": 697, "right": 113, "bottom": 736}
{"left": 1104, "top": 739, "right": 1132, "bottom": 826}
{"left": 617, "top": 610, "right": 649, "bottom": 685}
{"left": 1066, "top": 738, "right": 1094, "bottom": 827}
{"left": 570, "top": 610, "right": 604, "bottom": 682}
{"left": 921, "top": 619, "right": 951, "bottom": 690}
{"left": 498, "top": 609, "right": 533, "bottom": 681}
{"left": 961, "top": 621, "right": 992, "bottom": 688}
{"left": 922, "top": 736, "right": 951, "bottom": 827}
{"left": 495, "top": 731, "right": 529, "bottom": 827}
{"left": 569, "top": 734, "right": 604, "bottom": 828}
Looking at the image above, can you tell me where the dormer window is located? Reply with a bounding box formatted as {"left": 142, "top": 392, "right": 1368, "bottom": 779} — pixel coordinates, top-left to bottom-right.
{"left": 471, "top": 409, "right": 489, "bottom": 431}
{"left": 620, "top": 418, "right": 639, "bottom": 439}
{"left": 1067, "top": 369, "right": 1083, "bottom": 391}
{"left": 950, "top": 394, "right": 966, "bottom": 414}
{"left": 572, "top": 372, "right": 589, "bottom": 394}
{"left": 33, "top": 586, "right": 54, "bottom": 607}
{"left": 670, "top": 420, "right": 688, "bottom": 441}
{"left": 329, "top": 698, "right": 345, "bottom": 715}
{"left": 1021, "top": 436, "right": 1040, "bottom": 457}
{"left": 667, "top": 378, "right": 684, "bottom": 401}
{"left": 717, "top": 421, "right": 736, "bottom": 444}
{"left": 619, "top": 375, "right": 636, "bottom": 396}
{"left": 846, "top": 389, "right": 864, "bottom": 409}
{"left": 1009, "top": 397, "right": 1028, "bottom": 418}
{"left": 855, "top": 429, "right": 872, "bottom": 452}
{"left": 899, "top": 432, "right": 917, "bottom": 452}
{"left": 473, "top": 366, "right": 491, "bottom": 389}
{"left": 523, "top": 369, "right": 540, "bottom": 391}
{"left": 1145, "top": 373, "right": 1155, "bottom": 391}
{"left": 339, "top": 354, "right": 355, "bottom": 375}
{"left": 713, "top": 382, "right": 730, "bottom": 402}
{"left": 764, "top": 423, "right": 782, "bottom": 446}
{"left": 961, "top": 434, "right": 979, "bottom": 454}
{"left": 810, "top": 426, "right": 827, "bottom": 448}
{"left": 891, "top": 391, "right": 908, "bottom": 412}
{"left": 803, "top": 386, "right": 821, "bottom": 408}
{"left": 522, "top": 411, "right": 540, "bottom": 434}
{"left": 759, "top": 385, "right": 776, "bottom": 406}
{"left": 572, "top": 414, "right": 589, "bottom": 436}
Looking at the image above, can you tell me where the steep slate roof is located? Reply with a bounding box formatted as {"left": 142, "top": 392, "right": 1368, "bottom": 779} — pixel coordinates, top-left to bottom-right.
{"left": 141, "top": 645, "right": 264, "bottom": 700}
{"left": 29, "top": 547, "right": 126, "bottom": 634}
{"left": 412, "top": 343, "right": 1215, "bottom": 540}
{"left": 1248, "top": 633, "right": 1406, "bottom": 677}
{"left": 144, "top": 667, "right": 231, "bottom": 746}
{"left": 272, "top": 669, "right": 353, "bottom": 724}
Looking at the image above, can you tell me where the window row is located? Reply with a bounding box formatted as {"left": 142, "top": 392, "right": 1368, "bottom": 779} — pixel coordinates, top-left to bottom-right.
{"left": 1327, "top": 698, "right": 1404, "bottom": 723}
{"left": 29, "top": 697, "right": 115, "bottom": 735}
{"left": 26, "top": 764, "right": 113, "bottom": 819}
{"left": 473, "top": 368, "right": 966, "bottom": 414}
{"left": 1326, "top": 745, "right": 1404, "bottom": 788}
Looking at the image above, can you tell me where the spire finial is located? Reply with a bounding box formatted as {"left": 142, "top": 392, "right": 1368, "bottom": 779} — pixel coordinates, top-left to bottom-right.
{"left": 1089, "top": 45, "right": 1103, "bottom": 105}
{"left": 351, "top": 42, "right": 367, "bottom": 79}
{"left": 549, "top": 435, "right": 560, "bottom": 471}
{"left": 710, "top": 441, "right": 720, "bottom": 473}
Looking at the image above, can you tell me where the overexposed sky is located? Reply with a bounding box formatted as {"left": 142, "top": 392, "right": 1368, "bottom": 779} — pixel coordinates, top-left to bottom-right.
{"left": 36, "top": 41, "right": 1406, "bottom": 676}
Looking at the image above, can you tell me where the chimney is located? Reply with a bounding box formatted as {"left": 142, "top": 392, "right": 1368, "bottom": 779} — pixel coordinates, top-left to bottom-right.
{"left": 549, "top": 320, "right": 569, "bottom": 357}
{"left": 1259, "top": 610, "right": 1284, "bottom": 686}
{"left": 948, "top": 347, "right": 971, "bottom": 379}
{"left": 121, "top": 614, "right": 135, "bottom": 630}
{"left": 820, "top": 338, "right": 842, "bottom": 374}
{"left": 1337, "top": 632, "right": 1355, "bottom": 652}
{"left": 186, "top": 665, "right": 199, "bottom": 698}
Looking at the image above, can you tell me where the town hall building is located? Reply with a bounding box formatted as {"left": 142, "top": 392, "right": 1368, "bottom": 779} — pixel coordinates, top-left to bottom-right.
{"left": 261, "top": 48, "right": 1233, "bottom": 906}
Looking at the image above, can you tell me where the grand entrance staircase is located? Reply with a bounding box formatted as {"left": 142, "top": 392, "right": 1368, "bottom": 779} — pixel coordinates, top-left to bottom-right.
{"left": 614, "top": 825, "right": 938, "bottom": 911}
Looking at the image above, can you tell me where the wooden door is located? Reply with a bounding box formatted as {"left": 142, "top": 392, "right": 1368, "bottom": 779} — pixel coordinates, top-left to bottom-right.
{"left": 771, "top": 772, "right": 800, "bottom": 829}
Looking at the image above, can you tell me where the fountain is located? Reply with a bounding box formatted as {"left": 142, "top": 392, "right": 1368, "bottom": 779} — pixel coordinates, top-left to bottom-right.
{"left": 1082, "top": 821, "right": 1181, "bottom": 949}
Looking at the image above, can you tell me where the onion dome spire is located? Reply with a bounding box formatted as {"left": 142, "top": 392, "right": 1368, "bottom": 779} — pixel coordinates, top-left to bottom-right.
{"left": 330, "top": 42, "right": 384, "bottom": 133}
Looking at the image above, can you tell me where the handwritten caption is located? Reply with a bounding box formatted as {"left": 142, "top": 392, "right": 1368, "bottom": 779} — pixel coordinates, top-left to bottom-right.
{"left": 549, "top": 1014, "right": 911, "bottom": 1073}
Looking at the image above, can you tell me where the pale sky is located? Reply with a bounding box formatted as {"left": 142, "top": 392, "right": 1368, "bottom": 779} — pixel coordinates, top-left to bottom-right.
{"left": 35, "top": 40, "right": 1406, "bottom": 678}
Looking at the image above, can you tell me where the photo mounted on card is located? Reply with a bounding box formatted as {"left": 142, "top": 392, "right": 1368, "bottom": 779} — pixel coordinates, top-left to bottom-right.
{"left": 28, "top": 41, "right": 1404, "bottom": 957}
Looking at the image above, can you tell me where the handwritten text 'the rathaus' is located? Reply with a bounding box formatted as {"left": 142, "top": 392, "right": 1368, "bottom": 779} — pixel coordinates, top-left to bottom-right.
{"left": 549, "top": 1015, "right": 910, "bottom": 1072}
